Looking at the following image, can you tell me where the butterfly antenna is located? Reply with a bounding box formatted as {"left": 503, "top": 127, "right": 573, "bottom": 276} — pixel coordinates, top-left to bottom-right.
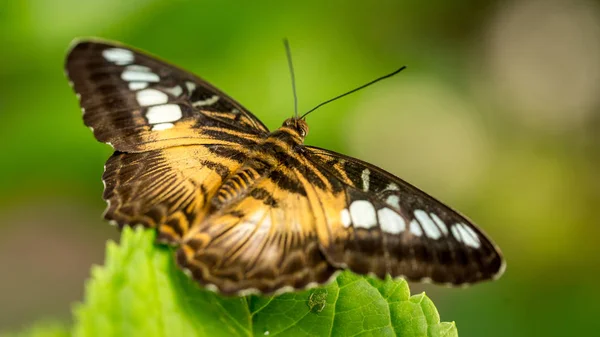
{"left": 300, "top": 66, "right": 407, "bottom": 119}
{"left": 283, "top": 38, "right": 299, "bottom": 119}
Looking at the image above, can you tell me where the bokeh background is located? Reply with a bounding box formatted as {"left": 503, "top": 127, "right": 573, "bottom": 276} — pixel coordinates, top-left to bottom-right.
{"left": 2, "top": 0, "right": 600, "bottom": 336}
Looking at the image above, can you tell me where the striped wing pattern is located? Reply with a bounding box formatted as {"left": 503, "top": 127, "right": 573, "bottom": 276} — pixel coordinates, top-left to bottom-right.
{"left": 177, "top": 129, "right": 347, "bottom": 294}
{"left": 66, "top": 40, "right": 265, "bottom": 244}
{"left": 66, "top": 39, "right": 505, "bottom": 295}
{"left": 102, "top": 145, "right": 246, "bottom": 245}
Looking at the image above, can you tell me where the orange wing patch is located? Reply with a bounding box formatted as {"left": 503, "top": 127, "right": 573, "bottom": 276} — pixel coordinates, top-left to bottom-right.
{"left": 176, "top": 161, "right": 343, "bottom": 295}
{"left": 102, "top": 144, "right": 245, "bottom": 244}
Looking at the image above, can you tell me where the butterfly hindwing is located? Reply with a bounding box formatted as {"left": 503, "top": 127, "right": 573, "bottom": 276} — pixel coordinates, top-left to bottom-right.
{"left": 65, "top": 40, "right": 268, "bottom": 152}
{"left": 305, "top": 146, "right": 505, "bottom": 285}
{"left": 103, "top": 144, "right": 247, "bottom": 244}
{"left": 177, "top": 159, "right": 338, "bottom": 295}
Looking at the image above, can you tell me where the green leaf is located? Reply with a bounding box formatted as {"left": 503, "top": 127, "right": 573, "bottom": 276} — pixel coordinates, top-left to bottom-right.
{"left": 72, "top": 227, "right": 458, "bottom": 337}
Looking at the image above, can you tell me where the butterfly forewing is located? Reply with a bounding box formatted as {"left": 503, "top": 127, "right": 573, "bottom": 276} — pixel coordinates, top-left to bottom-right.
{"left": 65, "top": 40, "right": 268, "bottom": 152}
{"left": 66, "top": 39, "right": 504, "bottom": 296}
{"left": 305, "top": 146, "right": 505, "bottom": 285}
{"left": 66, "top": 40, "right": 266, "bottom": 244}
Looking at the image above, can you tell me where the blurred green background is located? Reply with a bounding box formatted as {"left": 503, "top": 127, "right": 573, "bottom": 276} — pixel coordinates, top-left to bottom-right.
{"left": 2, "top": 0, "right": 600, "bottom": 336}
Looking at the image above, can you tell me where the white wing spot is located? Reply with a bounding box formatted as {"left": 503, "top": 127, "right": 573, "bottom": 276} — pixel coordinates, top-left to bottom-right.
{"left": 128, "top": 82, "right": 148, "bottom": 90}
{"left": 192, "top": 95, "right": 220, "bottom": 107}
{"left": 430, "top": 213, "right": 449, "bottom": 235}
{"left": 102, "top": 48, "right": 134, "bottom": 65}
{"left": 164, "top": 85, "right": 183, "bottom": 97}
{"left": 385, "top": 195, "right": 400, "bottom": 209}
{"left": 414, "top": 209, "right": 441, "bottom": 239}
{"left": 125, "top": 64, "right": 151, "bottom": 72}
{"left": 457, "top": 222, "right": 481, "bottom": 248}
{"left": 349, "top": 200, "right": 377, "bottom": 229}
{"left": 136, "top": 88, "right": 168, "bottom": 106}
{"left": 451, "top": 225, "right": 462, "bottom": 242}
{"left": 146, "top": 104, "right": 182, "bottom": 124}
{"left": 340, "top": 209, "right": 352, "bottom": 228}
{"left": 377, "top": 208, "right": 406, "bottom": 234}
{"left": 121, "top": 70, "right": 160, "bottom": 82}
{"left": 361, "top": 168, "right": 370, "bottom": 191}
{"left": 185, "top": 81, "right": 196, "bottom": 93}
{"left": 462, "top": 224, "right": 481, "bottom": 243}
{"left": 385, "top": 183, "right": 399, "bottom": 191}
{"left": 409, "top": 219, "right": 423, "bottom": 237}
{"left": 152, "top": 122, "right": 174, "bottom": 131}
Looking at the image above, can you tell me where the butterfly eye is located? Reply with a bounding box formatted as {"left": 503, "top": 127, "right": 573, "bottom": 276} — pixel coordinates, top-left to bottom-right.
{"left": 298, "top": 127, "right": 306, "bottom": 137}
{"left": 281, "top": 118, "right": 307, "bottom": 137}
{"left": 297, "top": 119, "right": 309, "bottom": 137}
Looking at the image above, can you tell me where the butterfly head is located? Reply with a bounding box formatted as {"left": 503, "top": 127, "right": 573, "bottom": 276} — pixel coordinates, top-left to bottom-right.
{"left": 279, "top": 118, "right": 309, "bottom": 142}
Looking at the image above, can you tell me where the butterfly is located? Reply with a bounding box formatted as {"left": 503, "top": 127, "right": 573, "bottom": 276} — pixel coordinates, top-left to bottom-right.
{"left": 65, "top": 39, "right": 505, "bottom": 295}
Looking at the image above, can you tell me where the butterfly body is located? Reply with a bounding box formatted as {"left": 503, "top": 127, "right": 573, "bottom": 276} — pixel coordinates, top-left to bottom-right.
{"left": 66, "top": 39, "right": 505, "bottom": 295}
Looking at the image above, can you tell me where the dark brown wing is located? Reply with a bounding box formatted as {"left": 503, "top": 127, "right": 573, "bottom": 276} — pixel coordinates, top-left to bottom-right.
{"left": 65, "top": 39, "right": 268, "bottom": 152}
{"left": 305, "top": 146, "right": 505, "bottom": 285}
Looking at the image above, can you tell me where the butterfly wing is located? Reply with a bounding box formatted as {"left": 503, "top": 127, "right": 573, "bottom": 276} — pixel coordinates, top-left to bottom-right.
{"left": 66, "top": 39, "right": 504, "bottom": 293}
{"left": 175, "top": 141, "right": 504, "bottom": 294}
{"left": 65, "top": 39, "right": 268, "bottom": 152}
{"left": 65, "top": 39, "right": 265, "bottom": 244}
{"left": 176, "top": 158, "right": 344, "bottom": 295}
{"left": 305, "top": 146, "right": 505, "bottom": 285}
{"left": 102, "top": 145, "right": 249, "bottom": 244}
